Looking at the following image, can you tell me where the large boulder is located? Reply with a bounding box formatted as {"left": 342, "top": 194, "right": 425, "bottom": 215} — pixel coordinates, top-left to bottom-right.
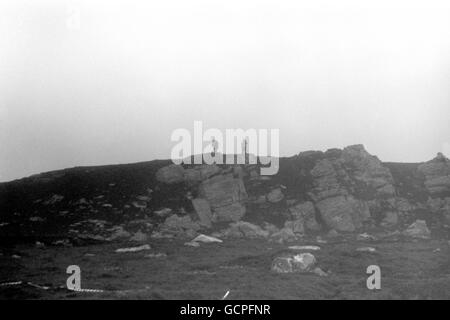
{"left": 199, "top": 175, "right": 248, "bottom": 222}
{"left": 156, "top": 164, "right": 185, "bottom": 184}
{"left": 315, "top": 195, "right": 370, "bottom": 232}
{"left": 311, "top": 145, "right": 395, "bottom": 201}
{"left": 341, "top": 144, "right": 396, "bottom": 195}
{"left": 309, "top": 145, "right": 395, "bottom": 232}
{"left": 191, "top": 198, "right": 212, "bottom": 228}
{"left": 418, "top": 153, "right": 450, "bottom": 194}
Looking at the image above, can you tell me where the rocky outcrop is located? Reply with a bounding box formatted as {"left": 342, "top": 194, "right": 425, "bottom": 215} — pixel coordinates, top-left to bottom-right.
{"left": 156, "top": 164, "right": 248, "bottom": 225}
{"left": 288, "top": 201, "right": 321, "bottom": 232}
{"left": 418, "top": 153, "right": 450, "bottom": 195}
{"left": 310, "top": 145, "right": 395, "bottom": 232}
{"left": 199, "top": 175, "right": 248, "bottom": 222}
{"left": 315, "top": 195, "right": 370, "bottom": 232}
{"left": 191, "top": 198, "right": 213, "bottom": 228}
{"left": 341, "top": 144, "right": 395, "bottom": 196}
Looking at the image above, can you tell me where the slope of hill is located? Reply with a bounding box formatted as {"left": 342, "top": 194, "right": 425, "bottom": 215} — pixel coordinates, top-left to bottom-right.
{"left": 1, "top": 144, "right": 450, "bottom": 300}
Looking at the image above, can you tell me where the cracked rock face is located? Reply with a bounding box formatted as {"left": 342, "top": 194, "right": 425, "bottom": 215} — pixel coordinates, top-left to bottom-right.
{"left": 418, "top": 153, "right": 450, "bottom": 195}
{"left": 315, "top": 195, "right": 370, "bottom": 232}
{"left": 288, "top": 201, "right": 321, "bottom": 232}
{"left": 198, "top": 175, "right": 248, "bottom": 222}
{"left": 310, "top": 145, "right": 394, "bottom": 232}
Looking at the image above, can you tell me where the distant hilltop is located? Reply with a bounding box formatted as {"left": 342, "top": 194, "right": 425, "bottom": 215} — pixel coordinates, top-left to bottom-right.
{"left": 0, "top": 144, "right": 449, "bottom": 243}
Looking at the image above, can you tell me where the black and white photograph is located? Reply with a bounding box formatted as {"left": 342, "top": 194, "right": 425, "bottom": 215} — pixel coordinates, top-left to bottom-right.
{"left": 1, "top": 0, "right": 450, "bottom": 305}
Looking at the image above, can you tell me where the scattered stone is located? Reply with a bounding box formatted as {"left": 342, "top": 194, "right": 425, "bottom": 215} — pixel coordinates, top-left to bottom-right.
{"left": 154, "top": 208, "right": 173, "bottom": 218}
{"left": 130, "top": 231, "right": 148, "bottom": 242}
{"left": 35, "top": 241, "right": 45, "bottom": 249}
{"left": 131, "top": 201, "right": 147, "bottom": 210}
{"left": 271, "top": 253, "right": 317, "bottom": 273}
{"left": 115, "top": 244, "right": 151, "bottom": 253}
{"left": 271, "top": 227, "right": 297, "bottom": 243}
{"left": 316, "top": 236, "right": 327, "bottom": 244}
{"left": 191, "top": 234, "right": 223, "bottom": 243}
{"left": 136, "top": 195, "right": 151, "bottom": 202}
{"left": 403, "top": 220, "right": 431, "bottom": 239}
{"left": 77, "top": 234, "right": 106, "bottom": 242}
{"left": 74, "top": 198, "right": 89, "bottom": 205}
{"left": 267, "top": 188, "right": 284, "bottom": 203}
{"left": 44, "top": 194, "right": 64, "bottom": 205}
{"left": 433, "top": 248, "right": 441, "bottom": 253}
{"left": 29, "top": 216, "right": 45, "bottom": 222}
{"left": 313, "top": 267, "right": 328, "bottom": 277}
{"left": 184, "top": 241, "right": 200, "bottom": 247}
{"left": 357, "top": 233, "right": 377, "bottom": 241}
{"left": 52, "top": 239, "right": 72, "bottom": 247}
{"left": 288, "top": 245, "right": 321, "bottom": 251}
{"left": 356, "top": 247, "right": 377, "bottom": 253}
{"left": 107, "top": 226, "right": 131, "bottom": 241}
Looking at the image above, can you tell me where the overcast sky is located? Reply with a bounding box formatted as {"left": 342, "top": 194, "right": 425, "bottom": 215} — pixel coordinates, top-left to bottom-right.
{"left": 1, "top": 0, "right": 450, "bottom": 182}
